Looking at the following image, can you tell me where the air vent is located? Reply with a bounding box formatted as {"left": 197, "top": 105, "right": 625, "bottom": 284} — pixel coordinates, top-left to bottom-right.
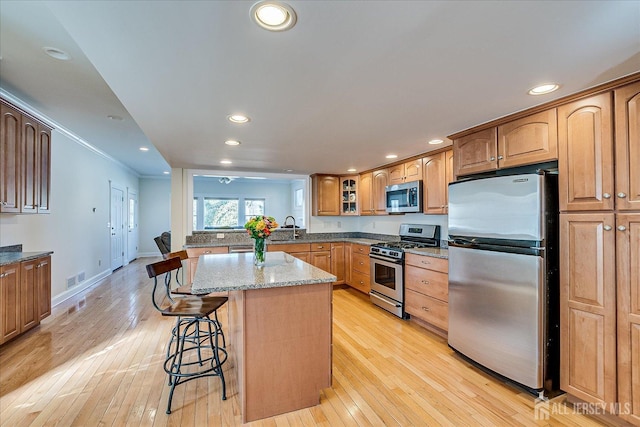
{"left": 77, "top": 271, "right": 85, "bottom": 283}
{"left": 67, "top": 276, "right": 77, "bottom": 289}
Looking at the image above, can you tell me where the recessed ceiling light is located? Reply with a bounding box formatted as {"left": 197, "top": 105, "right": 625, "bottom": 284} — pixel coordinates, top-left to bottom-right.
{"left": 251, "top": 1, "right": 297, "bottom": 32}
{"left": 139, "top": 147, "right": 149, "bottom": 152}
{"left": 284, "top": 169, "right": 293, "bottom": 172}
{"left": 385, "top": 154, "right": 398, "bottom": 159}
{"left": 228, "top": 114, "right": 250, "bottom": 124}
{"left": 528, "top": 83, "right": 560, "bottom": 95}
{"left": 428, "top": 139, "right": 444, "bottom": 145}
{"left": 347, "top": 168, "right": 357, "bottom": 173}
{"left": 163, "top": 171, "right": 170, "bottom": 175}
{"left": 225, "top": 140, "right": 241, "bottom": 146}
{"left": 107, "top": 115, "right": 123, "bottom": 121}
{"left": 43, "top": 47, "right": 71, "bottom": 61}
{"left": 220, "top": 160, "right": 232, "bottom": 165}
{"left": 245, "top": 176, "right": 267, "bottom": 180}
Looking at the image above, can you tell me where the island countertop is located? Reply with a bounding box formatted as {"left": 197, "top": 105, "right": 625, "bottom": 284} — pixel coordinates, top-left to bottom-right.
{"left": 191, "top": 251, "right": 337, "bottom": 294}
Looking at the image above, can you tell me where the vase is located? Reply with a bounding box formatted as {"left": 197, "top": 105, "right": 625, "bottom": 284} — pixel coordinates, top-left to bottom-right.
{"left": 253, "top": 238, "right": 266, "bottom": 267}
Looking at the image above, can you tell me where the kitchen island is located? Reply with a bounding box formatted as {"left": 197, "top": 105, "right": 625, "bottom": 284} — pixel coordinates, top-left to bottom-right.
{"left": 191, "top": 251, "right": 336, "bottom": 423}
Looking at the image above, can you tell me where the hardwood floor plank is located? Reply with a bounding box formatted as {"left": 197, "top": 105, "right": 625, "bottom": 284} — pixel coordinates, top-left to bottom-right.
{"left": 0, "top": 260, "right": 612, "bottom": 427}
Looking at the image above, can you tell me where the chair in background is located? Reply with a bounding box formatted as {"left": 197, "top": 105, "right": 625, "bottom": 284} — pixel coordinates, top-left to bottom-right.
{"left": 146, "top": 257, "right": 228, "bottom": 414}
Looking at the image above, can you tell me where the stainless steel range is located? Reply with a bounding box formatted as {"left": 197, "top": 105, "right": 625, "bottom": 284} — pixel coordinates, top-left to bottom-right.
{"left": 369, "top": 223, "right": 440, "bottom": 318}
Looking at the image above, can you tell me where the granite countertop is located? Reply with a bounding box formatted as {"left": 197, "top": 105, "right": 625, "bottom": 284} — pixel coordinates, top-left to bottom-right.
{"left": 0, "top": 251, "right": 54, "bottom": 267}
{"left": 185, "top": 237, "right": 381, "bottom": 249}
{"left": 191, "top": 251, "right": 337, "bottom": 294}
{"left": 404, "top": 247, "right": 449, "bottom": 259}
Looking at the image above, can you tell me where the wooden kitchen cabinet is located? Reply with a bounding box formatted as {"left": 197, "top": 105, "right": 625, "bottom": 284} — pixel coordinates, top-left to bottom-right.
{"left": 614, "top": 81, "right": 640, "bottom": 212}
{"left": 186, "top": 246, "right": 229, "bottom": 284}
{"left": 330, "top": 242, "right": 345, "bottom": 285}
{"left": 340, "top": 176, "right": 359, "bottom": 215}
{"left": 0, "top": 263, "right": 21, "bottom": 343}
{"left": 36, "top": 256, "right": 51, "bottom": 320}
{"left": 423, "top": 150, "right": 454, "bottom": 214}
{"left": 616, "top": 213, "right": 640, "bottom": 426}
{"left": 269, "top": 242, "right": 311, "bottom": 263}
{"left": 0, "top": 255, "right": 50, "bottom": 345}
{"left": 20, "top": 259, "right": 40, "bottom": 332}
{"left": 560, "top": 213, "right": 617, "bottom": 406}
{"left": 358, "top": 169, "right": 388, "bottom": 215}
{"left": 0, "top": 103, "right": 21, "bottom": 213}
{"left": 454, "top": 109, "right": 558, "bottom": 178}
{"left": 497, "top": 109, "right": 558, "bottom": 169}
{"left": 453, "top": 128, "right": 497, "bottom": 176}
{"left": 347, "top": 244, "right": 370, "bottom": 294}
{"left": 344, "top": 243, "right": 352, "bottom": 286}
{"left": 404, "top": 253, "right": 449, "bottom": 335}
{"left": 0, "top": 99, "right": 52, "bottom": 214}
{"left": 309, "top": 244, "right": 331, "bottom": 276}
{"left": 311, "top": 174, "right": 340, "bottom": 216}
{"left": 558, "top": 92, "right": 614, "bottom": 212}
{"left": 388, "top": 159, "right": 422, "bottom": 185}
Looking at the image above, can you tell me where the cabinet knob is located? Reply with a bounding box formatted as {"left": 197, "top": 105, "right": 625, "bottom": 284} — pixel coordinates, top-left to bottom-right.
{"left": 618, "top": 225, "right": 627, "bottom": 231}
{"left": 497, "top": 155, "right": 503, "bottom": 160}
{"left": 421, "top": 280, "right": 430, "bottom": 285}
{"left": 421, "top": 260, "right": 431, "bottom": 265}
{"left": 421, "top": 306, "right": 430, "bottom": 312}
{"left": 617, "top": 192, "right": 627, "bottom": 198}
{"left": 489, "top": 157, "right": 496, "bottom": 161}
{"left": 603, "top": 193, "right": 611, "bottom": 199}
{"left": 604, "top": 225, "right": 612, "bottom": 231}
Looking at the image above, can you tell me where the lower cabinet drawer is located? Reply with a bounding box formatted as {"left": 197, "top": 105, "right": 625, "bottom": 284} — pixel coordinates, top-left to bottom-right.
{"left": 352, "top": 253, "right": 370, "bottom": 275}
{"left": 405, "top": 267, "right": 448, "bottom": 302}
{"left": 349, "top": 270, "right": 370, "bottom": 294}
{"left": 405, "top": 290, "right": 448, "bottom": 331}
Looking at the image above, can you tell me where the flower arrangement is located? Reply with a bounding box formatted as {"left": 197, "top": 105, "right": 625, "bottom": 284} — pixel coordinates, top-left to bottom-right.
{"left": 244, "top": 215, "right": 279, "bottom": 266}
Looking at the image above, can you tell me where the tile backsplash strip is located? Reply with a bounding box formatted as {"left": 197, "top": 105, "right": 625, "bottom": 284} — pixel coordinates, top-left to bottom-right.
{"left": 0, "top": 244, "right": 23, "bottom": 253}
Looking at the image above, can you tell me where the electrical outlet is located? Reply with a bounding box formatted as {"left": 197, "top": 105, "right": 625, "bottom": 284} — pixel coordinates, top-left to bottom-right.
{"left": 98, "top": 259, "right": 102, "bottom": 266}
{"left": 216, "top": 233, "right": 224, "bottom": 239}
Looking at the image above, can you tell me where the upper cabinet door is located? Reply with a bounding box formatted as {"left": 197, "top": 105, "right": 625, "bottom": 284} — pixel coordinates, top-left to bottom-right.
{"left": 453, "top": 128, "right": 497, "bottom": 177}
{"left": 21, "top": 117, "right": 39, "bottom": 214}
{"left": 37, "top": 125, "right": 51, "bottom": 213}
{"left": 312, "top": 175, "right": 340, "bottom": 216}
{"left": 358, "top": 172, "right": 374, "bottom": 216}
{"left": 388, "top": 164, "right": 405, "bottom": 185}
{"left": 372, "top": 168, "right": 389, "bottom": 215}
{"left": 497, "top": 109, "right": 558, "bottom": 169}
{"left": 404, "top": 159, "right": 422, "bottom": 182}
{"left": 0, "top": 103, "right": 21, "bottom": 213}
{"left": 614, "top": 81, "right": 640, "bottom": 211}
{"left": 558, "top": 92, "right": 614, "bottom": 212}
{"left": 423, "top": 152, "right": 447, "bottom": 214}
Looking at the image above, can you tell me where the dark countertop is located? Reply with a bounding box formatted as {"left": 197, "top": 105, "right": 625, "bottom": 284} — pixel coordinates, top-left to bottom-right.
{"left": 0, "top": 251, "right": 54, "bottom": 267}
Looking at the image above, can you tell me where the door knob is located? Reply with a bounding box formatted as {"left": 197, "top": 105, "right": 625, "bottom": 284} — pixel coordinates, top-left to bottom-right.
{"left": 618, "top": 225, "right": 627, "bottom": 231}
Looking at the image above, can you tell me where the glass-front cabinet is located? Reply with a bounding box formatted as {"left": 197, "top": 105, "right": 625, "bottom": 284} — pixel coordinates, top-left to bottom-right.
{"left": 341, "top": 176, "right": 359, "bottom": 215}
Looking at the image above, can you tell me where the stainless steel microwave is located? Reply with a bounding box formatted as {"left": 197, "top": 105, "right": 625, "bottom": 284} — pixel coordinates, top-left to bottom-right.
{"left": 385, "top": 180, "right": 423, "bottom": 213}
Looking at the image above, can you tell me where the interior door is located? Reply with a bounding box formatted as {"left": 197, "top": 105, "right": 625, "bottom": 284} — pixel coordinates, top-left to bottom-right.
{"left": 127, "top": 190, "right": 138, "bottom": 262}
{"left": 110, "top": 185, "right": 124, "bottom": 271}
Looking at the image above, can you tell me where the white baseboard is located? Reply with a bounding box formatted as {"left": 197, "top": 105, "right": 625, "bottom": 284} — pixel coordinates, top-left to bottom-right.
{"left": 137, "top": 252, "right": 161, "bottom": 258}
{"left": 51, "top": 269, "right": 111, "bottom": 308}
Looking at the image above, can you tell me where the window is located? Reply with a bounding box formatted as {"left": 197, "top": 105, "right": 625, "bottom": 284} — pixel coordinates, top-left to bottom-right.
{"left": 192, "top": 196, "right": 267, "bottom": 230}
{"left": 204, "top": 198, "right": 238, "bottom": 228}
{"left": 244, "top": 199, "right": 265, "bottom": 223}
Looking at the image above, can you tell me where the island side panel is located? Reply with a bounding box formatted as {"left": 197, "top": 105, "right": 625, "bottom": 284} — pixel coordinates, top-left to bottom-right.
{"left": 242, "top": 283, "right": 332, "bottom": 423}
{"left": 227, "top": 289, "right": 245, "bottom": 419}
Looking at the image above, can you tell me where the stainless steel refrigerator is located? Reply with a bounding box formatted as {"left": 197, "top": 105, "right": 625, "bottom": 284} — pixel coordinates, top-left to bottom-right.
{"left": 447, "top": 171, "right": 559, "bottom": 393}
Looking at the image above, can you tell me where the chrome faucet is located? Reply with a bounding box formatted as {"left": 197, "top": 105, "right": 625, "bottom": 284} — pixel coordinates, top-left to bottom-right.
{"left": 284, "top": 216, "right": 297, "bottom": 240}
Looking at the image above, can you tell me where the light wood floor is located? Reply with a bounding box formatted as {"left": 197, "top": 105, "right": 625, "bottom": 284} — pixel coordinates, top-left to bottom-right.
{"left": 0, "top": 258, "right": 611, "bottom": 426}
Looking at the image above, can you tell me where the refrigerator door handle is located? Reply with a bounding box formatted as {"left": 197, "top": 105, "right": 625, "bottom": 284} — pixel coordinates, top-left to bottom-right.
{"left": 448, "top": 238, "right": 476, "bottom": 248}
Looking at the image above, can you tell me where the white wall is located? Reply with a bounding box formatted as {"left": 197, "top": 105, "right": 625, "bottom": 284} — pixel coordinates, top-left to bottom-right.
{"left": 138, "top": 177, "right": 171, "bottom": 256}
{"left": 0, "top": 128, "right": 139, "bottom": 304}
{"left": 307, "top": 212, "right": 448, "bottom": 237}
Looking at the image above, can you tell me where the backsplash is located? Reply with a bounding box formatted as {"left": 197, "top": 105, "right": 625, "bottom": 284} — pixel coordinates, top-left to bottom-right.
{"left": 185, "top": 230, "right": 400, "bottom": 246}
{"left": 0, "top": 244, "right": 22, "bottom": 253}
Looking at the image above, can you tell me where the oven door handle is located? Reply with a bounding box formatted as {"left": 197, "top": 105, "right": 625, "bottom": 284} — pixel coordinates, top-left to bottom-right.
{"left": 369, "top": 254, "right": 403, "bottom": 264}
{"left": 369, "top": 292, "right": 401, "bottom": 307}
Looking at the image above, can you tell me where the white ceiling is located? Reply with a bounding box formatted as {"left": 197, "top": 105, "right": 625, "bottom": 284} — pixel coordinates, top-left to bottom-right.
{"left": 1, "top": 1, "right": 639, "bottom": 177}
